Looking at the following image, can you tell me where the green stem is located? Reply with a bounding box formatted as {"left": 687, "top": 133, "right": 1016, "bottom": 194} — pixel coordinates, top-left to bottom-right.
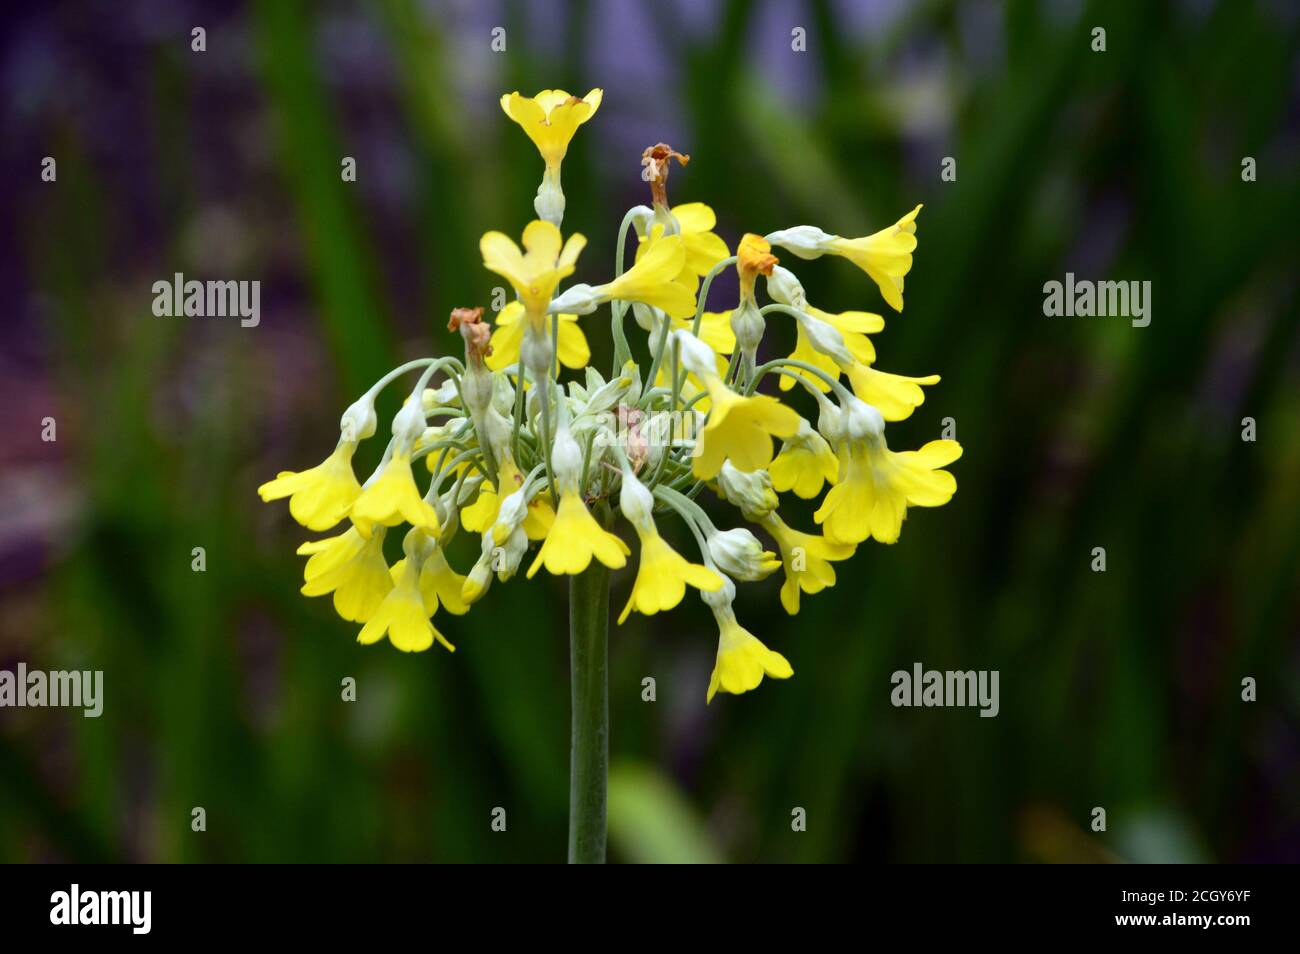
{"left": 568, "top": 560, "right": 610, "bottom": 863}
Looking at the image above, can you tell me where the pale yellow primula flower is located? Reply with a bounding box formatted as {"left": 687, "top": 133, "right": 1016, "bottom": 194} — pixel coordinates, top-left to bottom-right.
{"left": 351, "top": 450, "right": 441, "bottom": 536}
{"left": 761, "top": 512, "right": 855, "bottom": 616}
{"left": 257, "top": 439, "right": 361, "bottom": 532}
{"left": 500, "top": 89, "right": 603, "bottom": 169}
{"left": 692, "top": 375, "right": 800, "bottom": 479}
{"left": 827, "top": 205, "right": 922, "bottom": 312}
{"left": 703, "top": 581, "right": 792, "bottom": 703}
{"left": 619, "top": 524, "right": 722, "bottom": 624}
{"left": 298, "top": 524, "right": 394, "bottom": 623}
{"left": 815, "top": 438, "right": 962, "bottom": 546}
{"left": 599, "top": 230, "right": 696, "bottom": 319}
{"left": 769, "top": 421, "right": 839, "bottom": 499}
{"left": 359, "top": 531, "right": 455, "bottom": 653}
{"left": 528, "top": 490, "right": 630, "bottom": 577}
{"left": 480, "top": 220, "right": 586, "bottom": 324}
{"left": 636, "top": 202, "right": 730, "bottom": 292}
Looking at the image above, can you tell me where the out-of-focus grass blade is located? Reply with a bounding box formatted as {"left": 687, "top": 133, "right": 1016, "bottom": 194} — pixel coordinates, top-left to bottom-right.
{"left": 609, "top": 761, "right": 723, "bottom": 864}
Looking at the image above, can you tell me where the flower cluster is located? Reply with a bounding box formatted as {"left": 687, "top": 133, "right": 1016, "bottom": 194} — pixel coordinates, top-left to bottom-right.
{"left": 259, "top": 88, "right": 961, "bottom": 701}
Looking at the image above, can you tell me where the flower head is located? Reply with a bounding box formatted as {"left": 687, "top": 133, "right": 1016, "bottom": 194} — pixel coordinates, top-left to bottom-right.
{"left": 259, "top": 85, "right": 958, "bottom": 710}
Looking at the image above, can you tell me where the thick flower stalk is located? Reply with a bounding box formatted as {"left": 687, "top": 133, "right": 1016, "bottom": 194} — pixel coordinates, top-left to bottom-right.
{"left": 258, "top": 86, "right": 961, "bottom": 860}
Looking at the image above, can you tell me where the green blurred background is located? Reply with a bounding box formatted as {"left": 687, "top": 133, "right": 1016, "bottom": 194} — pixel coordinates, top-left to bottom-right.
{"left": 2, "top": 0, "right": 1297, "bottom": 863}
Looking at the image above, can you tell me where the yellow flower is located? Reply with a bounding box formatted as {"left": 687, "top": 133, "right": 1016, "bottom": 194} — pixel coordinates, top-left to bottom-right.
{"left": 500, "top": 89, "right": 603, "bottom": 168}
{"left": 778, "top": 308, "right": 883, "bottom": 393}
{"left": 692, "top": 375, "right": 801, "bottom": 480}
{"left": 762, "top": 513, "right": 855, "bottom": 615}
{"left": 841, "top": 361, "right": 940, "bottom": 422}
{"left": 351, "top": 451, "right": 441, "bottom": 535}
{"left": 461, "top": 456, "right": 556, "bottom": 541}
{"left": 827, "top": 204, "right": 921, "bottom": 312}
{"left": 486, "top": 301, "right": 590, "bottom": 371}
{"left": 636, "top": 202, "right": 730, "bottom": 292}
{"left": 480, "top": 220, "right": 587, "bottom": 320}
{"left": 769, "top": 423, "right": 839, "bottom": 499}
{"left": 815, "top": 438, "right": 961, "bottom": 545}
{"left": 706, "top": 609, "right": 792, "bottom": 703}
{"left": 618, "top": 528, "right": 722, "bottom": 624}
{"left": 359, "top": 537, "right": 454, "bottom": 653}
{"left": 671, "top": 310, "right": 735, "bottom": 355}
{"left": 257, "top": 440, "right": 362, "bottom": 532}
{"left": 390, "top": 540, "right": 470, "bottom": 617}
{"left": 602, "top": 230, "right": 696, "bottom": 319}
{"left": 528, "top": 489, "right": 630, "bottom": 577}
{"left": 299, "top": 525, "right": 394, "bottom": 623}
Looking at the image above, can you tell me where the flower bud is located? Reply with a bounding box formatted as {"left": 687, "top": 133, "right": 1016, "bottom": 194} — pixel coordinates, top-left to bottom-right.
{"left": 421, "top": 380, "right": 460, "bottom": 412}
{"left": 764, "top": 225, "right": 835, "bottom": 260}
{"left": 618, "top": 468, "right": 656, "bottom": 530}
{"left": 391, "top": 396, "right": 427, "bottom": 445}
{"left": 707, "top": 527, "right": 779, "bottom": 582}
{"left": 729, "top": 297, "right": 765, "bottom": 358}
{"left": 670, "top": 329, "right": 718, "bottom": 379}
{"left": 340, "top": 395, "right": 378, "bottom": 442}
{"left": 843, "top": 395, "right": 885, "bottom": 442}
{"left": 798, "top": 313, "right": 853, "bottom": 365}
{"left": 534, "top": 166, "right": 565, "bottom": 226}
{"left": 815, "top": 391, "right": 846, "bottom": 445}
{"left": 765, "top": 265, "right": 807, "bottom": 310}
{"left": 716, "top": 462, "right": 779, "bottom": 522}
{"left": 550, "top": 423, "right": 584, "bottom": 486}
{"left": 548, "top": 283, "right": 602, "bottom": 315}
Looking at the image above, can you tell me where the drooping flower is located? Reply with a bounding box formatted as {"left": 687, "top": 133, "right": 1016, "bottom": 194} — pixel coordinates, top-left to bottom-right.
{"left": 528, "top": 488, "right": 630, "bottom": 577}
{"left": 762, "top": 512, "right": 855, "bottom": 615}
{"left": 552, "top": 230, "right": 696, "bottom": 320}
{"left": 825, "top": 205, "right": 921, "bottom": 312}
{"left": 528, "top": 423, "right": 630, "bottom": 577}
{"left": 389, "top": 533, "right": 470, "bottom": 617}
{"left": 636, "top": 202, "right": 730, "bottom": 292}
{"left": 816, "top": 438, "right": 962, "bottom": 546}
{"left": 769, "top": 419, "right": 839, "bottom": 499}
{"left": 840, "top": 361, "right": 941, "bottom": 422}
{"left": 299, "top": 524, "right": 394, "bottom": 623}
{"left": 702, "top": 579, "right": 792, "bottom": 703}
{"left": 766, "top": 205, "right": 922, "bottom": 312}
{"left": 359, "top": 529, "right": 455, "bottom": 653}
{"left": 351, "top": 450, "right": 441, "bottom": 535}
{"left": 257, "top": 439, "right": 362, "bottom": 532}
{"left": 617, "top": 470, "right": 721, "bottom": 623}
